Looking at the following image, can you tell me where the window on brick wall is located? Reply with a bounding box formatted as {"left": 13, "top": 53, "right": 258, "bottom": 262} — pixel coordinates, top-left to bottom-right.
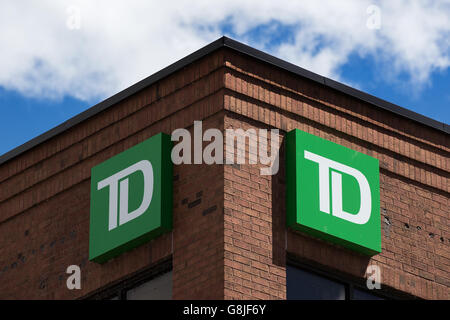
{"left": 287, "top": 264, "right": 386, "bottom": 300}
{"left": 352, "top": 287, "right": 384, "bottom": 300}
{"left": 287, "top": 265, "right": 346, "bottom": 300}
{"left": 102, "top": 270, "right": 172, "bottom": 300}
{"left": 86, "top": 259, "right": 172, "bottom": 300}
{"left": 126, "top": 271, "right": 172, "bottom": 300}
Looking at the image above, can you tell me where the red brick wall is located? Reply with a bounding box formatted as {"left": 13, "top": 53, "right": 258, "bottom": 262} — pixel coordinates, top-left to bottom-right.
{"left": 222, "top": 49, "right": 449, "bottom": 299}
{"left": 0, "top": 50, "right": 226, "bottom": 299}
{"left": 172, "top": 116, "right": 225, "bottom": 299}
{"left": 0, "top": 46, "right": 448, "bottom": 300}
{"left": 223, "top": 116, "right": 286, "bottom": 299}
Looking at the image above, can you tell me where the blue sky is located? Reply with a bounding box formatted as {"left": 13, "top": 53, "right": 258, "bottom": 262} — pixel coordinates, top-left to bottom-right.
{"left": 0, "top": 1, "right": 449, "bottom": 157}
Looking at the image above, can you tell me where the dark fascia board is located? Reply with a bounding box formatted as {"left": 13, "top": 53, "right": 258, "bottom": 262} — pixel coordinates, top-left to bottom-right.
{"left": 0, "top": 37, "right": 226, "bottom": 166}
{"left": 222, "top": 37, "right": 449, "bottom": 133}
{"left": 0, "top": 36, "right": 448, "bottom": 166}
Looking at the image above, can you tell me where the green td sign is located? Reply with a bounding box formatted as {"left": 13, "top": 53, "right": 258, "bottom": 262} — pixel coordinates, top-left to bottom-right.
{"left": 89, "top": 133, "right": 173, "bottom": 263}
{"left": 286, "top": 129, "right": 381, "bottom": 255}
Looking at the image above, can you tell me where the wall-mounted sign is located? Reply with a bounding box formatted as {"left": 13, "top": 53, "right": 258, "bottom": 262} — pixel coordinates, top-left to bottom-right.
{"left": 89, "top": 133, "right": 172, "bottom": 263}
{"left": 286, "top": 129, "right": 381, "bottom": 255}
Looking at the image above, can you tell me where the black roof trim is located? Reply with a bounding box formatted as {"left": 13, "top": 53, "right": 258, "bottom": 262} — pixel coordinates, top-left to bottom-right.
{"left": 0, "top": 36, "right": 447, "bottom": 166}
{"left": 222, "top": 37, "right": 449, "bottom": 133}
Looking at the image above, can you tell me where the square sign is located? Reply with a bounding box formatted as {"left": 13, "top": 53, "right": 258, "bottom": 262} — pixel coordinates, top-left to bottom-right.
{"left": 89, "top": 133, "right": 172, "bottom": 263}
{"left": 286, "top": 129, "right": 381, "bottom": 255}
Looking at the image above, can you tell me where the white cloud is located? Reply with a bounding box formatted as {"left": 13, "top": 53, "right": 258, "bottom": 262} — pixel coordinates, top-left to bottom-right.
{"left": 0, "top": 0, "right": 449, "bottom": 102}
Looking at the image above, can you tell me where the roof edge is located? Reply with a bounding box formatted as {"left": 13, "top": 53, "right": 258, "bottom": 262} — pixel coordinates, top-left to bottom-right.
{"left": 222, "top": 37, "right": 449, "bottom": 134}
{"left": 0, "top": 36, "right": 448, "bottom": 166}
{"left": 0, "top": 37, "right": 227, "bottom": 166}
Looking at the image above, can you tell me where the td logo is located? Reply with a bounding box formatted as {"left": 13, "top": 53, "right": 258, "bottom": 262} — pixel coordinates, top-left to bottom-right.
{"left": 286, "top": 129, "right": 381, "bottom": 255}
{"left": 304, "top": 151, "right": 372, "bottom": 225}
{"left": 97, "top": 160, "right": 154, "bottom": 231}
{"left": 89, "top": 133, "right": 172, "bottom": 263}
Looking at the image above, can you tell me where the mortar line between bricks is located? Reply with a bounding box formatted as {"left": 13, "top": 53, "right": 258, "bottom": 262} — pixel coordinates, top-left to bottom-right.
{"left": 379, "top": 167, "right": 450, "bottom": 198}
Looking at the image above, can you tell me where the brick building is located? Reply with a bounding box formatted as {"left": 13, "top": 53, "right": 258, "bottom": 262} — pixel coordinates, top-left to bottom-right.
{"left": 0, "top": 37, "right": 448, "bottom": 300}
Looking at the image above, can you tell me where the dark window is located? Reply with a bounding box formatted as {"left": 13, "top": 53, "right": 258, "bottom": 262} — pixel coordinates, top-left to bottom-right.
{"left": 86, "top": 260, "right": 172, "bottom": 300}
{"left": 353, "top": 287, "right": 384, "bottom": 300}
{"left": 287, "top": 265, "right": 346, "bottom": 300}
{"left": 287, "top": 264, "right": 389, "bottom": 300}
{"left": 126, "top": 271, "right": 172, "bottom": 300}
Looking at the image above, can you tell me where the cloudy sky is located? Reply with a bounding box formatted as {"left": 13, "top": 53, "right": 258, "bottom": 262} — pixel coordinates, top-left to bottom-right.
{"left": 0, "top": 1, "right": 449, "bottom": 156}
